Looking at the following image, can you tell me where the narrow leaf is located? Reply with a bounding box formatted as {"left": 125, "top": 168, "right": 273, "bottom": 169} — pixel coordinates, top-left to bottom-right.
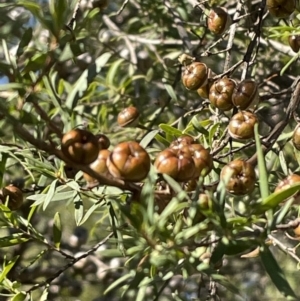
{"left": 0, "top": 256, "right": 19, "bottom": 283}
{"left": 159, "top": 124, "right": 182, "bottom": 138}
{"left": 104, "top": 271, "right": 135, "bottom": 295}
{"left": 66, "top": 52, "right": 111, "bottom": 109}
{"left": 163, "top": 82, "right": 178, "bottom": 102}
{"left": 53, "top": 212, "right": 62, "bottom": 249}
{"left": 11, "top": 292, "right": 27, "bottom": 301}
{"left": 254, "top": 123, "right": 269, "bottom": 198}
{"left": 254, "top": 182, "right": 300, "bottom": 212}
{"left": 261, "top": 246, "right": 298, "bottom": 300}
{"left": 43, "top": 179, "right": 58, "bottom": 210}
{"left": 139, "top": 130, "right": 159, "bottom": 148}
{"left": 74, "top": 194, "right": 84, "bottom": 226}
{"left": 0, "top": 234, "right": 29, "bottom": 247}
{"left": 17, "top": 27, "right": 32, "bottom": 57}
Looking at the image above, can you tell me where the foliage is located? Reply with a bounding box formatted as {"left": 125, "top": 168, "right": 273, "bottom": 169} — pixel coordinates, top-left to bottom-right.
{"left": 0, "top": 0, "right": 300, "bottom": 300}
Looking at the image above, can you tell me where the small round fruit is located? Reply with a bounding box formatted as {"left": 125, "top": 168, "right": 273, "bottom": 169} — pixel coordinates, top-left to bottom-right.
{"left": 96, "top": 133, "right": 110, "bottom": 149}
{"left": 288, "top": 35, "right": 300, "bottom": 53}
{"left": 189, "top": 144, "right": 213, "bottom": 177}
{"left": 209, "top": 77, "right": 236, "bottom": 111}
{"left": 232, "top": 79, "right": 259, "bottom": 110}
{"left": 197, "top": 80, "right": 213, "bottom": 99}
{"left": 220, "top": 160, "right": 256, "bottom": 195}
{"left": 154, "top": 148, "right": 196, "bottom": 182}
{"left": 83, "top": 149, "right": 111, "bottom": 184}
{"left": 61, "top": 129, "right": 99, "bottom": 165}
{"left": 292, "top": 125, "right": 300, "bottom": 150}
{"left": 182, "top": 62, "right": 208, "bottom": 90}
{"left": 117, "top": 106, "right": 140, "bottom": 127}
{"left": 107, "top": 141, "right": 150, "bottom": 182}
{"left": 228, "top": 111, "right": 258, "bottom": 140}
{"left": 207, "top": 7, "right": 231, "bottom": 35}
{"left": 0, "top": 185, "right": 23, "bottom": 210}
{"left": 169, "top": 135, "right": 195, "bottom": 149}
{"left": 266, "top": 0, "right": 295, "bottom": 18}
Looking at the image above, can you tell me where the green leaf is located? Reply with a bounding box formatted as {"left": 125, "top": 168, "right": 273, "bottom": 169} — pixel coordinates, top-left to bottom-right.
{"left": 39, "top": 287, "right": 49, "bottom": 301}
{"left": 11, "top": 292, "right": 27, "bottom": 301}
{"left": 279, "top": 150, "right": 288, "bottom": 175}
{"left": 163, "top": 81, "right": 178, "bottom": 102}
{"left": 80, "top": 202, "right": 102, "bottom": 225}
{"left": 280, "top": 54, "right": 299, "bottom": 76}
{"left": 28, "top": 191, "right": 74, "bottom": 206}
{"left": 159, "top": 124, "right": 182, "bottom": 139}
{"left": 0, "top": 83, "right": 24, "bottom": 91}
{"left": 254, "top": 124, "right": 269, "bottom": 199}
{"left": 53, "top": 212, "right": 62, "bottom": 249}
{"left": 211, "top": 274, "right": 241, "bottom": 296}
{"left": 191, "top": 116, "right": 209, "bottom": 135}
{"left": 254, "top": 182, "right": 300, "bottom": 212}
{"left": 104, "top": 271, "right": 135, "bottom": 295}
{"left": 43, "top": 179, "right": 58, "bottom": 211}
{"left": 17, "top": 27, "right": 32, "bottom": 57}
{"left": 154, "top": 133, "right": 169, "bottom": 146}
{"left": 106, "top": 58, "right": 124, "bottom": 87}
{"left": 58, "top": 43, "right": 74, "bottom": 62}
{"left": 0, "top": 256, "right": 19, "bottom": 283}
{"left": 66, "top": 52, "right": 111, "bottom": 109}
{"left": 0, "top": 234, "right": 29, "bottom": 247}
{"left": 139, "top": 130, "right": 159, "bottom": 148}
{"left": 0, "top": 153, "right": 8, "bottom": 188}
{"left": 49, "top": 0, "right": 68, "bottom": 32}
{"left": 74, "top": 194, "right": 84, "bottom": 226}
{"left": 261, "top": 246, "right": 298, "bottom": 300}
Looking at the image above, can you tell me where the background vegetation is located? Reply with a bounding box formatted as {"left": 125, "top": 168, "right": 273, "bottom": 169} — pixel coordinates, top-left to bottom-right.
{"left": 0, "top": 0, "right": 300, "bottom": 300}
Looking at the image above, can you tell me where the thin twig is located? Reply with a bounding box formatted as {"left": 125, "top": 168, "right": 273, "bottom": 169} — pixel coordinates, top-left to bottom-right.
{"left": 68, "top": 0, "right": 82, "bottom": 29}
{"left": 268, "top": 234, "right": 300, "bottom": 264}
{"left": 26, "top": 232, "right": 114, "bottom": 293}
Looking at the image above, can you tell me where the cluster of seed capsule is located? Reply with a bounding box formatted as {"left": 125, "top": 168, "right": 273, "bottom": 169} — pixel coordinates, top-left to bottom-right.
{"left": 59, "top": 0, "right": 300, "bottom": 203}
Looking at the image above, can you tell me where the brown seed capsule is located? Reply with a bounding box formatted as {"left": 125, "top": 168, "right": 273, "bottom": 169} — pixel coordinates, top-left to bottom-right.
{"left": 107, "top": 141, "right": 150, "bottom": 182}
{"left": 61, "top": 129, "right": 99, "bottom": 165}
{"left": 266, "top": 0, "right": 295, "bottom": 18}
{"left": 182, "top": 62, "right": 208, "bottom": 90}
{"left": 197, "top": 80, "right": 213, "bottom": 99}
{"left": 288, "top": 35, "right": 300, "bottom": 53}
{"left": 169, "top": 135, "right": 195, "bottom": 150}
{"left": 275, "top": 174, "right": 300, "bottom": 193}
{"left": 0, "top": 185, "right": 23, "bottom": 210}
{"left": 220, "top": 160, "right": 256, "bottom": 195}
{"left": 232, "top": 79, "right": 259, "bottom": 110}
{"left": 207, "top": 7, "right": 232, "bottom": 35}
{"left": 292, "top": 125, "right": 300, "bottom": 150}
{"left": 188, "top": 144, "right": 213, "bottom": 177}
{"left": 117, "top": 106, "right": 140, "bottom": 127}
{"left": 209, "top": 77, "right": 236, "bottom": 111}
{"left": 275, "top": 174, "right": 300, "bottom": 204}
{"left": 83, "top": 149, "right": 111, "bottom": 184}
{"left": 95, "top": 133, "right": 110, "bottom": 149}
{"left": 228, "top": 111, "right": 258, "bottom": 140}
{"left": 154, "top": 148, "right": 196, "bottom": 182}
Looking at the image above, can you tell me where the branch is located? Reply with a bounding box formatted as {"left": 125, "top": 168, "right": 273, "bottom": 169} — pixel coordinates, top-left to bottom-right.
{"left": 268, "top": 234, "right": 300, "bottom": 264}
{"left": 26, "top": 232, "right": 114, "bottom": 293}
{"left": 247, "top": 77, "right": 300, "bottom": 165}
